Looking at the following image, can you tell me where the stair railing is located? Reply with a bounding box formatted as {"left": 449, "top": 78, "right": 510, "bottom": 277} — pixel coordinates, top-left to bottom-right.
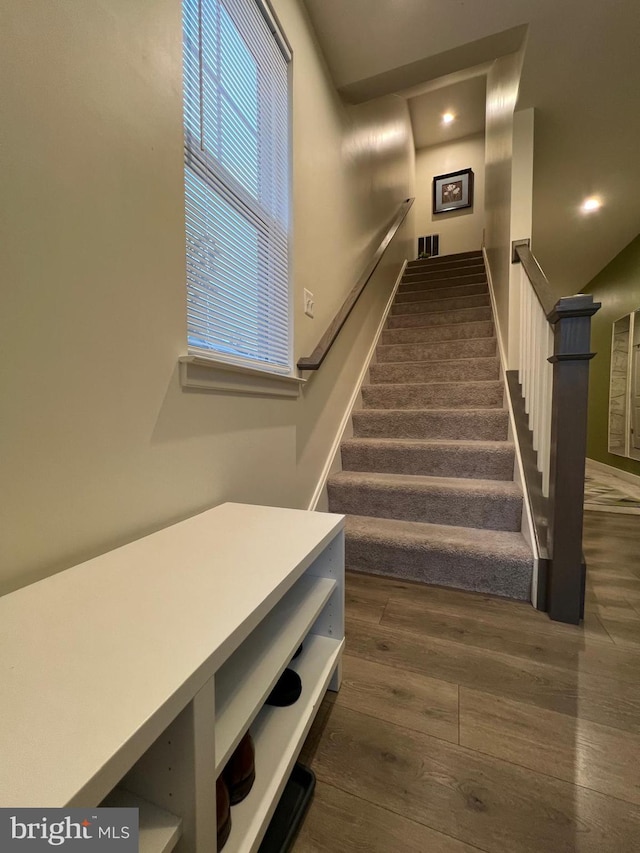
{"left": 512, "top": 243, "right": 600, "bottom": 623}
{"left": 297, "top": 198, "right": 414, "bottom": 371}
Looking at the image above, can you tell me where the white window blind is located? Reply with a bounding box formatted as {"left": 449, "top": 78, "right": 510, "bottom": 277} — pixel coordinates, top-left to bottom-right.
{"left": 182, "top": 0, "right": 291, "bottom": 373}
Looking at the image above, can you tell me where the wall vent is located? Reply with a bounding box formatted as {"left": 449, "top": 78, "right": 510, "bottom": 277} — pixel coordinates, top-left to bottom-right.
{"left": 418, "top": 234, "right": 440, "bottom": 258}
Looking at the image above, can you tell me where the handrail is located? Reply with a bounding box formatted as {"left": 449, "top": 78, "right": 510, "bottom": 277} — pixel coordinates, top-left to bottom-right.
{"left": 515, "top": 244, "right": 557, "bottom": 318}
{"left": 297, "top": 197, "right": 414, "bottom": 371}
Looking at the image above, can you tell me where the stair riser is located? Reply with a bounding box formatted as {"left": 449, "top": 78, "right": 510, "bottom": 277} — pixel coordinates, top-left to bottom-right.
{"left": 369, "top": 358, "right": 500, "bottom": 384}
{"left": 329, "top": 483, "right": 522, "bottom": 531}
{"left": 386, "top": 306, "right": 493, "bottom": 330}
{"left": 362, "top": 382, "right": 504, "bottom": 410}
{"left": 352, "top": 410, "right": 509, "bottom": 441}
{"left": 381, "top": 320, "right": 494, "bottom": 345}
{"left": 377, "top": 338, "right": 496, "bottom": 363}
{"left": 402, "top": 267, "right": 486, "bottom": 284}
{"left": 395, "top": 283, "right": 488, "bottom": 304}
{"left": 344, "top": 537, "right": 531, "bottom": 600}
{"left": 408, "top": 252, "right": 482, "bottom": 269}
{"left": 404, "top": 266, "right": 484, "bottom": 280}
{"left": 341, "top": 443, "right": 514, "bottom": 480}
{"left": 391, "top": 294, "right": 490, "bottom": 316}
{"left": 398, "top": 275, "right": 488, "bottom": 296}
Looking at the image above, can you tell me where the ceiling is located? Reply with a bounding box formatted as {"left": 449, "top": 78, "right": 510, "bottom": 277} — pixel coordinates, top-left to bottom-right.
{"left": 408, "top": 75, "right": 487, "bottom": 149}
{"left": 303, "top": 0, "right": 640, "bottom": 294}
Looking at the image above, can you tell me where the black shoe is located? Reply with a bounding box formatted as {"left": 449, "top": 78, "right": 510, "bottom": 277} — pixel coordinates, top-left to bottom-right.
{"left": 266, "top": 668, "right": 302, "bottom": 707}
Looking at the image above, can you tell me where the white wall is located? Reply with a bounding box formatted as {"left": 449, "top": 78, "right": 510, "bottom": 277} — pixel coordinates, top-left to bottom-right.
{"left": 508, "top": 108, "right": 535, "bottom": 368}
{"left": 484, "top": 50, "right": 524, "bottom": 356}
{"left": 414, "top": 134, "right": 485, "bottom": 258}
{"left": 0, "top": 0, "right": 415, "bottom": 594}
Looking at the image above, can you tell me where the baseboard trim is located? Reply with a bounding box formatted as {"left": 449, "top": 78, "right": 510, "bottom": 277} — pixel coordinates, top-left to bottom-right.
{"left": 483, "top": 249, "right": 539, "bottom": 607}
{"left": 306, "top": 260, "right": 408, "bottom": 512}
{"left": 482, "top": 248, "right": 508, "bottom": 368}
{"left": 586, "top": 457, "right": 640, "bottom": 487}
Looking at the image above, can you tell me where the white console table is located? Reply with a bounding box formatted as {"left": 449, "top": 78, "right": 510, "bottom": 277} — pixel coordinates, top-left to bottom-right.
{"left": 0, "top": 503, "right": 345, "bottom": 853}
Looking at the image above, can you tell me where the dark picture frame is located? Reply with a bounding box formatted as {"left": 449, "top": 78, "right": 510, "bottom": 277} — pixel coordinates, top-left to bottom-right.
{"left": 433, "top": 168, "right": 474, "bottom": 214}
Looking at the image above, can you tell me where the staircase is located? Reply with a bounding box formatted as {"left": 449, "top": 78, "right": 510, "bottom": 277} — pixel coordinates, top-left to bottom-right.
{"left": 328, "top": 250, "right": 533, "bottom": 600}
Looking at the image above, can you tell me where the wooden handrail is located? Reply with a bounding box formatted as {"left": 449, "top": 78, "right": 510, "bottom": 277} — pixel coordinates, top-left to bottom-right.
{"left": 297, "top": 198, "right": 414, "bottom": 371}
{"left": 515, "top": 244, "right": 557, "bottom": 318}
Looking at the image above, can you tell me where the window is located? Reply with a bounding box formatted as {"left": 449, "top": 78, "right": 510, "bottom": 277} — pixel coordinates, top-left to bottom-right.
{"left": 182, "top": 0, "right": 291, "bottom": 373}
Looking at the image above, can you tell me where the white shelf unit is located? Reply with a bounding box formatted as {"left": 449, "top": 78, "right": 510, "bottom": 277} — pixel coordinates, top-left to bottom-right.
{"left": 101, "top": 789, "right": 183, "bottom": 853}
{"left": 0, "top": 503, "right": 345, "bottom": 853}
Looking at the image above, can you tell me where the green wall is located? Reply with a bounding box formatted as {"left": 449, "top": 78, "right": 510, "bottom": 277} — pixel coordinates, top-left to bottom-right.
{"left": 584, "top": 234, "right": 640, "bottom": 475}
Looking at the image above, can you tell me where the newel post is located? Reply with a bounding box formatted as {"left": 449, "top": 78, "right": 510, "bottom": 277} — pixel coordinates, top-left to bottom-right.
{"left": 546, "top": 294, "right": 601, "bottom": 623}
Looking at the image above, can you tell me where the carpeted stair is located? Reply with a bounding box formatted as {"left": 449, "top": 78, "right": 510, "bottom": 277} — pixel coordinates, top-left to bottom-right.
{"left": 328, "top": 250, "right": 533, "bottom": 600}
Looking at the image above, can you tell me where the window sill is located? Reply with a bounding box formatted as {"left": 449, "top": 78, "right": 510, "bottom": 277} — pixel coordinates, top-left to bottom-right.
{"left": 179, "top": 356, "right": 305, "bottom": 398}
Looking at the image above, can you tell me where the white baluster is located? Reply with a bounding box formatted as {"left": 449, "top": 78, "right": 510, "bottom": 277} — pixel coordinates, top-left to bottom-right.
{"left": 530, "top": 298, "right": 541, "bottom": 435}
{"left": 536, "top": 308, "right": 547, "bottom": 473}
{"left": 519, "top": 265, "right": 526, "bottom": 385}
{"left": 523, "top": 283, "right": 531, "bottom": 413}
{"left": 534, "top": 305, "right": 546, "bottom": 456}
{"left": 542, "top": 322, "right": 554, "bottom": 497}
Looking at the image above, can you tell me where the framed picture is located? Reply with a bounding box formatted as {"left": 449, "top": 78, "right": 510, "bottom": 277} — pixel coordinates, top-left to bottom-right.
{"left": 433, "top": 168, "right": 474, "bottom": 214}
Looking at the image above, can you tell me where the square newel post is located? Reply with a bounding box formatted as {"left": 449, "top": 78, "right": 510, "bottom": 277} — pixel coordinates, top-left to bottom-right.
{"left": 546, "top": 294, "right": 600, "bottom": 623}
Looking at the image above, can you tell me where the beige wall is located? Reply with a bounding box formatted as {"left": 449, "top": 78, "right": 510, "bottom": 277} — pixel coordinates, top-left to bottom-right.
{"left": 484, "top": 51, "right": 524, "bottom": 357}
{"left": 507, "top": 108, "right": 535, "bottom": 368}
{"left": 0, "top": 0, "right": 415, "bottom": 594}
{"left": 414, "top": 134, "right": 485, "bottom": 258}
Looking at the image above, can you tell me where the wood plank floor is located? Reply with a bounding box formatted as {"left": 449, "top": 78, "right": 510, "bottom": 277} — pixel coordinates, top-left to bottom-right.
{"left": 294, "top": 510, "right": 640, "bottom": 852}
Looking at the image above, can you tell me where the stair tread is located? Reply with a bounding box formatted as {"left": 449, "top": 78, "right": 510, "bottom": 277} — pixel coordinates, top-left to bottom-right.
{"left": 408, "top": 251, "right": 482, "bottom": 265}
{"left": 405, "top": 268, "right": 484, "bottom": 276}
{"left": 329, "top": 470, "right": 521, "bottom": 495}
{"left": 395, "top": 288, "right": 488, "bottom": 303}
{"left": 389, "top": 304, "right": 489, "bottom": 317}
{"left": 375, "top": 354, "right": 498, "bottom": 364}
{"left": 400, "top": 271, "right": 486, "bottom": 285}
{"left": 396, "top": 288, "right": 488, "bottom": 302}
{"left": 356, "top": 406, "right": 508, "bottom": 416}
{"left": 342, "top": 437, "right": 513, "bottom": 450}
{"left": 371, "top": 355, "right": 500, "bottom": 374}
{"left": 386, "top": 319, "right": 493, "bottom": 332}
{"left": 386, "top": 307, "right": 492, "bottom": 329}
{"left": 377, "top": 336, "right": 497, "bottom": 352}
{"left": 394, "top": 293, "right": 489, "bottom": 309}
{"left": 363, "top": 379, "right": 503, "bottom": 390}
{"left": 404, "top": 270, "right": 485, "bottom": 279}
{"left": 404, "top": 265, "right": 485, "bottom": 275}
{"left": 345, "top": 514, "right": 531, "bottom": 559}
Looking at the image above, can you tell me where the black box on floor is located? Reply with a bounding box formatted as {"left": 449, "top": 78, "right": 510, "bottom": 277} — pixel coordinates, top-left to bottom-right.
{"left": 258, "top": 763, "right": 316, "bottom": 853}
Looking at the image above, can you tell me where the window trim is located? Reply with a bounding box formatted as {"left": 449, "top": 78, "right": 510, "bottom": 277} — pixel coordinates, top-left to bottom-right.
{"left": 179, "top": 354, "right": 305, "bottom": 397}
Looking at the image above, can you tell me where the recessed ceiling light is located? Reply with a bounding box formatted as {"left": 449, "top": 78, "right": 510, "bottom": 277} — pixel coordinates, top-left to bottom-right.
{"left": 442, "top": 112, "right": 455, "bottom": 125}
{"left": 581, "top": 197, "right": 602, "bottom": 213}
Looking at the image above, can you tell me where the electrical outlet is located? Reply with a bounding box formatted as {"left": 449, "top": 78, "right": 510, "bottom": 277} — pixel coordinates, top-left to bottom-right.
{"left": 304, "top": 289, "right": 315, "bottom": 318}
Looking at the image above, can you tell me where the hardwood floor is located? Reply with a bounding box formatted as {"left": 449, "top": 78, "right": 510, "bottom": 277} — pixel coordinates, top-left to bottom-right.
{"left": 294, "top": 510, "right": 640, "bottom": 852}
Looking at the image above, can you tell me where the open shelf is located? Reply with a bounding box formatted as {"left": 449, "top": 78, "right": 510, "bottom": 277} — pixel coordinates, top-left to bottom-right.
{"left": 223, "top": 633, "right": 344, "bottom": 853}
{"left": 0, "top": 503, "right": 344, "bottom": 853}
{"left": 215, "top": 574, "right": 337, "bottom": 773}
{"left": 101, "top": 789, "right": 182, "bottom": 853}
